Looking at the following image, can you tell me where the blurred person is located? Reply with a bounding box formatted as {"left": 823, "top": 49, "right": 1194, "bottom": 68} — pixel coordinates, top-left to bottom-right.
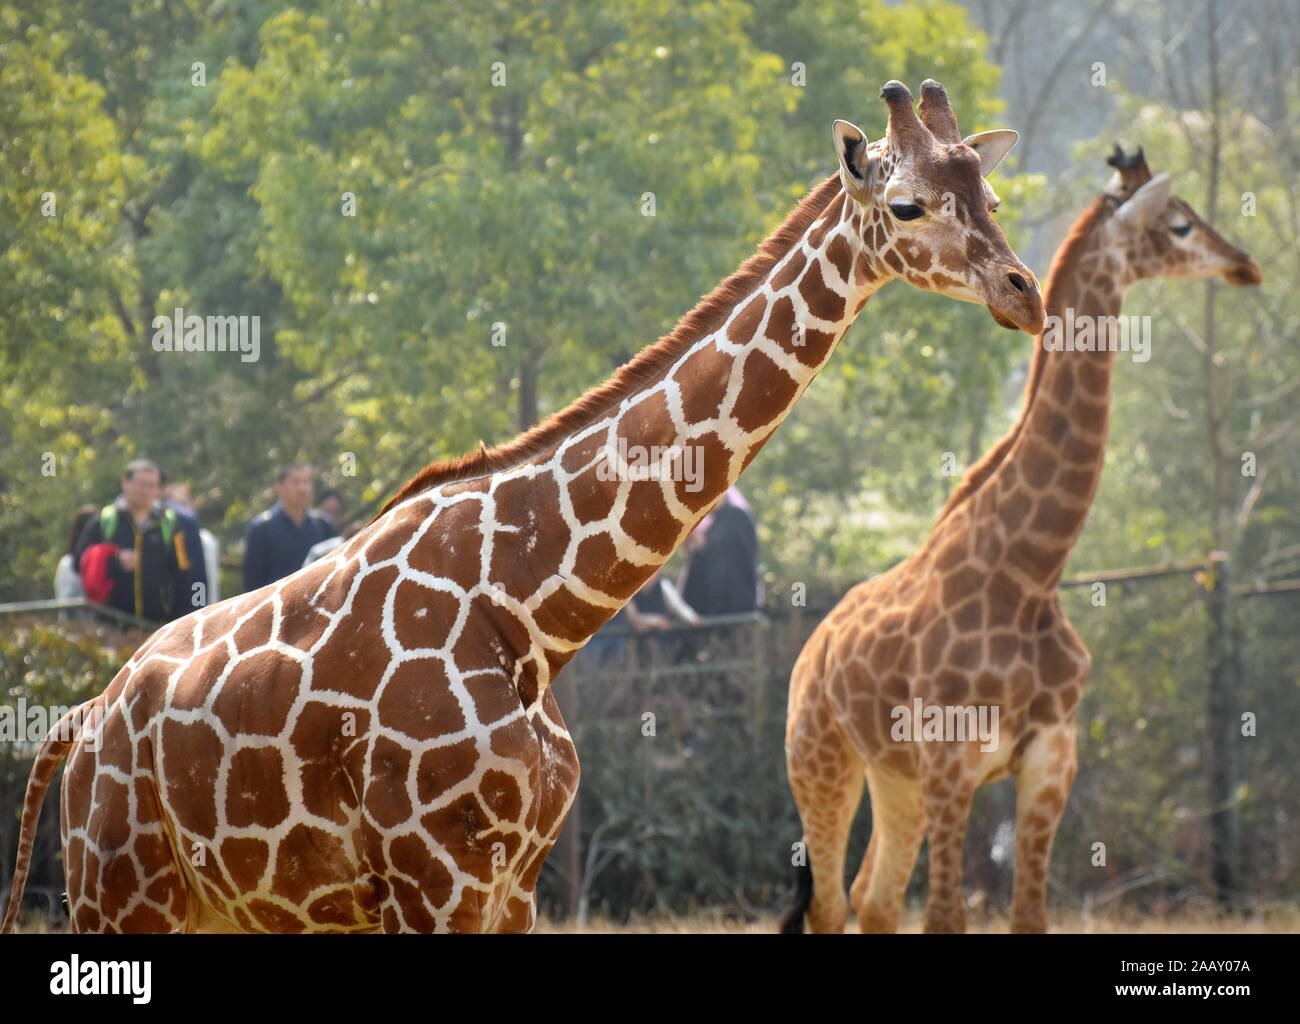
{"left": 55, "top": 505, "right": 98, "bottom": 599}
{"left": 162, "top": 479, "right": 212, "bottom": 606}
{"left": 73, "top": 459, "right": 198, "bottom": 623}
{"left": 577, "top": 571, "right": 698, "bottom": 668}
{"left": 163, "top": 480, "right": 196, "bottom": 518}
{"left": 243, "top": 464, "right": 336, "bottom": 591}
{"left": 302, "top": 519, "right": 364, "bottom": 567}
{"left": 678, "top": 486, "right": 760, "bottom": 615}
{"left": 628, "top": 571, "right": 699, "bottom": 629}
{"left": 314, "top": 487, "right": 345, "bottom": 531}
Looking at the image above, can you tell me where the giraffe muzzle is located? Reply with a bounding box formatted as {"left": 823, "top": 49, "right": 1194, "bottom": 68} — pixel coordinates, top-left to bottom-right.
{"left": 1224, "top": 259, "right": 1262, "bottom": 287}
{"left": 986, "top": 266, "right": 1045, "bottom": 334}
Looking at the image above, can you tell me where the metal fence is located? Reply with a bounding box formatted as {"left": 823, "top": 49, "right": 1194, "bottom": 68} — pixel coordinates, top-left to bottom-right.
{"left": 538, "top": 609, "right": 819, "bottom": 921}
{"left": 0, "top": 598, "right": 158, "bottom": 632}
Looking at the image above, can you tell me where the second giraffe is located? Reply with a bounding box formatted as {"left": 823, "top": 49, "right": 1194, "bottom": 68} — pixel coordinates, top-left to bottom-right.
{"left": 782, "top": 145, "right": 1261, "bottom": 935}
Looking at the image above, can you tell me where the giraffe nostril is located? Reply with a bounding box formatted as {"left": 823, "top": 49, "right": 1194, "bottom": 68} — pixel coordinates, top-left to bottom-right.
{"left": 1007, "top": 272, "right": 1032, "bottom": 295}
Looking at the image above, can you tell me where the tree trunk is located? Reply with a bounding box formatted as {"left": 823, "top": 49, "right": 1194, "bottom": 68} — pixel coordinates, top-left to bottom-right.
{"left": 1205, "top": 555, "right": 1240, "bottom": 906}
{"left": 1200, "top": 0, "right": 1241, "bottom": 910}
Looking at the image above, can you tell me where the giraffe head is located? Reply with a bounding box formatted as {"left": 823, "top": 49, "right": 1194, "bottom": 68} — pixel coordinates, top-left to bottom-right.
{"left": 1103, "top": 144, "right": 1262, "bottom": 287}
{"left": 831, "top": 79, "right": 1044, "bottom": 334}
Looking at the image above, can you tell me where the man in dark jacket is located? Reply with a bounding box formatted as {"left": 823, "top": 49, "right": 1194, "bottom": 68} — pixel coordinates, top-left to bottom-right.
{"left": 681, "top": 491, "right": 760, "bottom": 616}
{"left": 74, "top": 459, "right": 198, "bottom": 623}
{"left": 243, "top": 464, "right": 337, "bottom": 592}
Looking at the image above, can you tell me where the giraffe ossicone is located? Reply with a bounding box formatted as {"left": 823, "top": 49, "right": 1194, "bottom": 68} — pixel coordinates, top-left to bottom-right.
{"left": 3, "top": 81, "right": 1042, "bottom": 934}
{"left": 781, "top": 145, "right": 1261, "bottom": 936}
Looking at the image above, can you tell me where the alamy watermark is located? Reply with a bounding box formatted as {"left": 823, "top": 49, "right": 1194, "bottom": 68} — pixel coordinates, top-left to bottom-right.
{"left": 151, "top": 306, "right": 260, "bottom": 362}
{"left": 594, "top": 436, "right": 704, "bottom": 492}
{"left": 1042, "top": 308, "right": 1150, "bottom": 363}
{"left": 890, "top": 698, "right": 1000, "bottom": 752}
{"left": 0, "top": 698, "right": 102, "bottom": 755}
{"left": 50, "top": 955, "right": 150, "bottom": 1004}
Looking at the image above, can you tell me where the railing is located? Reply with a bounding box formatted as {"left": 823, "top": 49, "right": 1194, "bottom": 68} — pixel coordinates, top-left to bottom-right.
{"left": 566, "top": 611, "right": 771, "bottom": 733}
{"left": 544, "top": 610, "right": 786, "bottom": 919}
{"left": 0, "top": 598, "right": 158, "bottom": 632}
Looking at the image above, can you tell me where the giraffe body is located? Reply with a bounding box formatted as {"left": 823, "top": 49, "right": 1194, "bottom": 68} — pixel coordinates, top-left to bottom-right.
{"left": 55, "top": 503, "right": 583, "bottom": 933}
{"left": 783, "top": 147, "right": 1262, "bottom": 935}
{"left": 3, "top": 82, "right": 1045, "bottom": 933}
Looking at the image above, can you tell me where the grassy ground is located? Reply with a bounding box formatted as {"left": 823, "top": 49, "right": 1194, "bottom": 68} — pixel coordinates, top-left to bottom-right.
{"left": 536, "top": 905, "right": 1300, "bottom": 934}
{"left": 12, "top": 904, "right": 1297, "bottom": 933}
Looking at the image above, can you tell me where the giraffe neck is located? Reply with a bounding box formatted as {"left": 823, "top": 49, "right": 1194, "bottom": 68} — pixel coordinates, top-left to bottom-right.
{"left": 975, "top": 203, "right": 1131, "bottom": 591}
{"left": 393, "top": 176, "right": 888, "bottom": 690}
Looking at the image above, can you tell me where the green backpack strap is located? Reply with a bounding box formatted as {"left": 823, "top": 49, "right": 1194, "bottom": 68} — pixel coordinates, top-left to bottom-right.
{"left": 99, "top": 504, "right": 118, "bottom": 541}
{"left": 160, "top": 507, "right": 176, "bottom": 548}
{"left": 101, "top": 504, "right": 176, "bottom": 546}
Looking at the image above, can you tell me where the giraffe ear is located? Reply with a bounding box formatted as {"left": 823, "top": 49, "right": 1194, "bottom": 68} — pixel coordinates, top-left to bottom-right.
{"left": 1118, "top": 171, "right": 1173, "bottom": 228}
{"left": 832, "top": 119, "right": 874, "bottom": 200}
{"left": 961, "top": 129, "right": 1019, "bottom": 177}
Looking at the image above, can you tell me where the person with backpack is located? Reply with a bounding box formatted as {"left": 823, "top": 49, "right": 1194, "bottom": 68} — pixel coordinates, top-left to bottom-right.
{"left": 73, "top": 459, "right": 199, "bottom": 624}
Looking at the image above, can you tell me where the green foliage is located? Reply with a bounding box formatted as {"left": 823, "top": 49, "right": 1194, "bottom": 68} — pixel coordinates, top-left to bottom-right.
{"left": 0, "top": 620, "right": 137, "bottom": 904}
{"left": 0, "top": 620, "right": 135, "bottom": 715}
{"left": 1, "top": 0, "right": 1031, "bottom": 601}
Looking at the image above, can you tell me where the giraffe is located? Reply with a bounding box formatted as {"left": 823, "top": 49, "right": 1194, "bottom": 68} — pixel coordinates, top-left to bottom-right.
{"left": 780, "top": 145, "right": 1262, "bottom": 935}
{"left": 3, "top": 81, "right": 1044, "bottom": 934}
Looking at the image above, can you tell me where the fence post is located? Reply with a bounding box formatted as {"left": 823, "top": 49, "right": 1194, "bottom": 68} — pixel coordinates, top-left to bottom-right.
{"left": 1205, "top": 552, "right": 1241, "bottom": 908}
{"left": 750, "top": 618, "right": 765, "bottom": 756}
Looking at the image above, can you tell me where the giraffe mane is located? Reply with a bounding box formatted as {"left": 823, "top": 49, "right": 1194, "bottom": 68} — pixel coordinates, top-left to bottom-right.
{"left": 933, "top": 195, "right": 1111, "bottom": 524}
{"left": 379, "top": 173, "right": 845, "bottom": 516}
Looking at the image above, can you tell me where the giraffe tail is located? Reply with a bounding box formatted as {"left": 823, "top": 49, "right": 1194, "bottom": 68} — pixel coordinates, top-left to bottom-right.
{"left": 1, "top": 701, "right": 95, "bottom": 933}
{"left": 778, "top": 846, "right": 813, "bottom": 934}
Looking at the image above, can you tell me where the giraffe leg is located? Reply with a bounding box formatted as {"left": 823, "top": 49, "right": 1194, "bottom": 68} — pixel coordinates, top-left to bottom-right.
{"left": 1009, "top": 722, "right": 1077, "bottom": 933}
{"left": 787, "top": 711, "right": 865, "bottom": 934}
{"left": 850, "top": 767, "right": 924, "bottom": 933}
{"left": 377, "top": 876, "right": 487, "bottom": 933}
{"left": 188, "top": 902, "right": 247, "bottom": 933}
{"left": 920, "top": 766, "right": 976, "bottom": 934}
{"left": 66, "top": 820, "right": 190, "bottom": 933}
{"left": 495, "top": 893, "right": 537, "bottom": 934}
{"left": 63, "top": 731, "right": 191, "bottom": 933}
{"left": 494, "top": 840, "right": 556, "bottom": 933}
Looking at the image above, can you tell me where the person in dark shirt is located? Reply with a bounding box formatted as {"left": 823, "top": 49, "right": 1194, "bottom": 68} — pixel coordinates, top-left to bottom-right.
{"left": 73, "top": 459, "right": 198, "bottom": 623}
{"left": 243, "top": 464, "right": 337, "bottom": 592}
{"left": 679, "top": 487, "right": 760, "bottom": 616}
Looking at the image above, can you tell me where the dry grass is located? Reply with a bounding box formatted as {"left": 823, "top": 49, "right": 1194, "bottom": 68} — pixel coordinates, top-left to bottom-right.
{"left": 11, "top": 904, "right": 1296, "bottom": 934}
{"left": 537, "top": 904, "right": 1300, "bottom": 934}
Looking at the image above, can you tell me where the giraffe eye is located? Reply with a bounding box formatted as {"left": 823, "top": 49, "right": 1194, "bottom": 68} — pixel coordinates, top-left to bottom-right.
{"left": 1170, "top": 223, "right": 1192, "bottom": 237}
{"left": 890, "top": 201, "right": 925, "bottom": 221}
